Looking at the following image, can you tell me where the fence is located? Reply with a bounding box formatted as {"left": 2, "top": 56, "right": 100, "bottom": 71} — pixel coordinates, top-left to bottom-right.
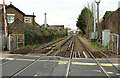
{"left": 109, "top": 34, "right": 119, "bottom": 55}
{"left": 8, "top": 34, "right": 24, "bottom": 51}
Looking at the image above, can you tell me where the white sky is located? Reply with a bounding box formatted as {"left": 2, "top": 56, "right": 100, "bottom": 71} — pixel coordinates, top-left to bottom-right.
{"left": 0, "top": 0, "right": 120, "bottom": 29}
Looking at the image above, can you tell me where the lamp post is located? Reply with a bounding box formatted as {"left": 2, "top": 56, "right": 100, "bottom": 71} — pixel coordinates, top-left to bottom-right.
{"left": 93, "top": 0, "right": 96, "bottom": 33}
{"left": 95, "top": 0, "right": 101, "bottom": 41}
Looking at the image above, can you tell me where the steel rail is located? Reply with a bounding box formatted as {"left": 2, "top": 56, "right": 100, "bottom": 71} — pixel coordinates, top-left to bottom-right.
{"left": 54, "top": 36, "right": 73, "bottom": 56}
{"left": 10, "top": 36, "right": 73, "bottom": 78}
{"left": 99, "top": 51, "right": 120, "bottom": 71}
{"left": 2, "top": 36, "right": 71, "bottom": 66}
{"left": 66, "top": 37, "right": 74, "bottom": 78}
{"left": 41, "top": 35, "right": 70, "bottom": 49}
{"left": 77, "top": 36, "right": 110, "bottom": 78}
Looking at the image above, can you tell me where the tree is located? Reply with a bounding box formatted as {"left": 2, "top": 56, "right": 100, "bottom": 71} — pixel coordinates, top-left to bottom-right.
{"left": 76, "top": 4, "right": 93, "bottom": 36}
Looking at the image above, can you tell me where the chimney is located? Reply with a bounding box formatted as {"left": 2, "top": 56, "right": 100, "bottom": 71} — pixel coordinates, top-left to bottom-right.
{"left": 44, "top": 13, "right": 47, "bottom": 27}
{"left": 118, "top": 1, "right": 120, "bottom": 8}
{"left": 10, "top": 1, "right": 12, "bottom": 5}
{"left": 33, "top": 12, "right": 34, "bottom": 25}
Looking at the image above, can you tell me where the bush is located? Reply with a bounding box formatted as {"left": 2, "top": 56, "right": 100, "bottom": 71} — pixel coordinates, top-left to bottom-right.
{"left": 32, "top": 44, "right": 37, "bottom": 48}
{"left": 24, "top": 29, "right": 36, "bottom": 44}
{"left": 26, "top": 45, "right": 31, "bottom": 48}
{"left": 24, "top": 26, "right": 66, "bottom": 45}
{"left": 103, "top": 44, "right": 108, "bottom": 49}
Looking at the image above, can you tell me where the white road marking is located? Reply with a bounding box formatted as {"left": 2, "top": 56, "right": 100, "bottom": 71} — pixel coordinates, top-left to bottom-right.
{"left": 77, "top": 51, "right": 81, "bottom": 58}
{"left": 83, "top": 51, "right": 88, "bottom": 58}
{"left": 113, "top": 64, "right": 120, "bottom": 66}
{"left": 38, "top": 60, "right": 58, "bottom": 62}
{"left": 16, "top": 59, "right": 35, "bottom": 61}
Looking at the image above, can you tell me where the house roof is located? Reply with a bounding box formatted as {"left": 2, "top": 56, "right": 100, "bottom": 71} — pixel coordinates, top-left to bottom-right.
{"left": 34, "top": 22, "right": 40, "bottom": 26}
{"left": 25, "top": 15, "right": 36, "bottom": 17}
{"left": 6, "top": 4, "right": 25, "bottom": 15}
{"left": 5, "top": 4, "right": 36, "bottom": 17}
{"left": 10, "top": 18, "right": 32, "bottom": 30}
{"left": 49, "top": 25, "right": 64, "bottom": 27}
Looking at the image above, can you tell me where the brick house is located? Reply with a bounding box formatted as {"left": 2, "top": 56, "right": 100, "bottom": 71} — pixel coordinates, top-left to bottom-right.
{"left": 1, "top": 3, "right": 39, "bottom": 34}
{"left": 47, "top": 25, "right": 65, "bottom": 36}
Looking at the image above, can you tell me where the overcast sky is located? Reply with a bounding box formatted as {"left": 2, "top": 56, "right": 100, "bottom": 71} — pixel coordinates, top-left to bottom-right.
{"left": 1, "top": 0, "right": 120, "bottom": 29}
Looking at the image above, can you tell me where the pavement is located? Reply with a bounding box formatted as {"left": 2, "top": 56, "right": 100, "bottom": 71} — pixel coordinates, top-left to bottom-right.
{"left": 107, "top": 58, "right": 120, "bottom": 70}
{"left": 0, "top": 53, "right": 120, "bottom": 78}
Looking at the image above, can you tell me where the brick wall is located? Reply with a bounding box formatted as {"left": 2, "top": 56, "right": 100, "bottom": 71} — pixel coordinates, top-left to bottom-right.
{"left": 100, "top": 8, "right": 120, "bottom": 34}
{"left": 118, "top": 8, "right": 120, "bottom": 34}
{"left": 7, "top": 7, "right": 24, "bottom": 22}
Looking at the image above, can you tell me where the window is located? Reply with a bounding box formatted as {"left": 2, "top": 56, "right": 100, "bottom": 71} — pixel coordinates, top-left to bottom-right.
{"left": 25, "top": 17, "right": 31, "bottom": 23}
{"left": 7, "top": 14, "right": 15, "bottom": 23}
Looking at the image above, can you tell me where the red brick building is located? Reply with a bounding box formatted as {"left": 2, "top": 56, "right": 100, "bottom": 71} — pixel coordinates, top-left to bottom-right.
{"left": 1, "top": 3, "right": 39, "bottom": 34}
{"left": 100, "top": 8, "right": 120, "bottom": 34}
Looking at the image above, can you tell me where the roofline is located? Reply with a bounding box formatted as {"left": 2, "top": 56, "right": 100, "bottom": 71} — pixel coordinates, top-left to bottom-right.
{"left": 50, "top": 25, "right": 64, "bottom": 26}
{"left": 6, "top": 4, "right": 25, "bottom": 15}
{"left": 5, "top": 4, "right": 36, "bottom": 17}
{"left": 24, "top": 15, "right": 36, "bottom": 17}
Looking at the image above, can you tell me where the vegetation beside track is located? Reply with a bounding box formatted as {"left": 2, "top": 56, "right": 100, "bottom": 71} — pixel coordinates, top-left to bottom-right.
{"left": 10, "top": 36, "right": 66, "bottom": 55}
{"left": 24, "top": 26, "right": 67, "bottom": 45}
{"left": 90, "top": 42, "right": 108, "bottom": 52}
{"left": 79, "top": 35, "right": 108, "bottom": 52}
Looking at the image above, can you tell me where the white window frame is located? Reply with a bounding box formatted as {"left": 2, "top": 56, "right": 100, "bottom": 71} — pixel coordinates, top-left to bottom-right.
{"left": 7, "top": 14, "right": 15, "bottom": 23}
{"left": 25, "top": 17, "right": 31, "bottom": 23}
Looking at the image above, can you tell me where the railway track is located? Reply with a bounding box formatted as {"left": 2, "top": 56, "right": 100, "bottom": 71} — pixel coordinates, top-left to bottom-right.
{"left": 65, "top": 36, "right": 119, "bottom": 78}
{"left": 54, "top": 36, "right": 101, "bottom": 58}
{"left": 54, "top": 36, "right": 73, "bottom": 57}
{"left": 77, "top": 36, "right": 110, "bottom": 78}
{"left": 9, "top": 36, "right": 73, "bottom": 78}
{"left": 2, "top": 35, "right": 119, "bottom": 77}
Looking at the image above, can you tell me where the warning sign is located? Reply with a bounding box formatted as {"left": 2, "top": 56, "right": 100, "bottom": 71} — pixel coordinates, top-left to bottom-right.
{"left": 12, "top": 36, "right": 14, "bottom": 39}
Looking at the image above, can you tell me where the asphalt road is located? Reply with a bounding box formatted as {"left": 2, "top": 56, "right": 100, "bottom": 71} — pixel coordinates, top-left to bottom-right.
{"left": 0, "top": 54, "right": 120, "bottom": 78}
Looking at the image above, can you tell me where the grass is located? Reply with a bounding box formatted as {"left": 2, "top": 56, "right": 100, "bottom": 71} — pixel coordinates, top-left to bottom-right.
{"left": 90, "top": 42, "right": 108, "bottom": 52}
{"left": 81, "top": 35, "right": 84, "bottom": 38}
{"left": 25, "top": 45, "right": 31, "bottom": 48}
{"left": 90, "top": 43, "right": 101, "bottom": 51}
{"left": 17, "top": 37, "right": 64, "bottom": 50}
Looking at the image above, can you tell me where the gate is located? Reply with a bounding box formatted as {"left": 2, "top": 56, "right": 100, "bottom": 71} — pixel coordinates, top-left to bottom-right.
{"left": 109, "top": 34, "right": 119, "bottom": 55}
{"left": 9, "top": 34, "right": 24, "bottom": 51}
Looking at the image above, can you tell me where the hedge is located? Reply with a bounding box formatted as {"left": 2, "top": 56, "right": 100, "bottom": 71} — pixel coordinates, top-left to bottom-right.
{"left": 24, "top": 26, "right": 66, "bottom": 45}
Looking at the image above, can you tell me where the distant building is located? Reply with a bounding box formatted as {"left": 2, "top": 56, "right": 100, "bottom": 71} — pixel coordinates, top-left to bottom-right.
{"left": 47, "top": 25, "right": 64, "bottom": 31}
